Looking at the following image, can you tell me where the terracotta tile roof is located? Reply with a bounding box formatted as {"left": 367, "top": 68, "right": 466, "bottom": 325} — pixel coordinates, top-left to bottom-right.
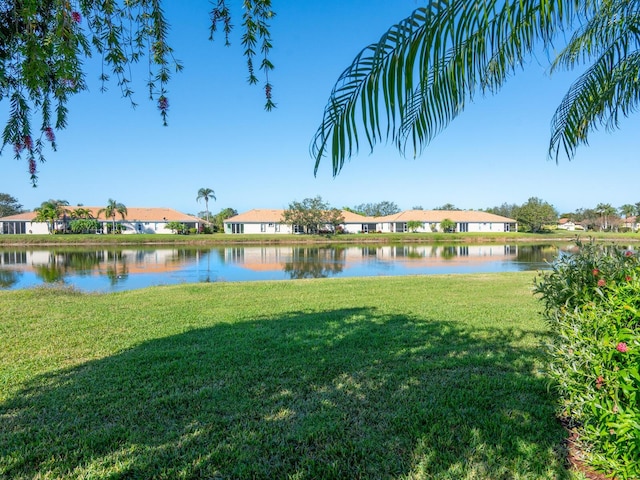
{"left": 376, "top": 210, "right": 516, "bottom": 223}
{"left": 224, "top": 209, "right": 376, "bottom": 224}
{"left": 0, "top": 207, "right": 201, "bottom": 223}
{"left": 224, "top": 209, "right": 286, "bottom": 223}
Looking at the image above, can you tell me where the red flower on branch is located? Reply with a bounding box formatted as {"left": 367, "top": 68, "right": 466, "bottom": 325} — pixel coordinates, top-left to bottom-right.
{"left": 72, "top": 11, "right": 81, "bottom": 23}
{"left": 597, "top": 279, "right": 606, "bottom": 287}
{"left": 157, "top": 96, "right": 169, "bottom": 113}
{"left": 592, "top": 268, "right": 599, "bottom": 276}
{"left": 616, "top": 342, "right": 628, "bottom": 353}
{"left": 44, "top": 127, "right": 55, "bottom": 143}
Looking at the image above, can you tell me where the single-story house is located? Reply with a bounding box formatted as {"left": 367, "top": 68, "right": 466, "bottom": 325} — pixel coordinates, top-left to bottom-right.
{"left": 0, "top": 207, "right": 202, "bottom": 234}
{"left": 622, "top": 216, "right": 639, "bottom": 232}
{"left": 223, "top": 209, "right": 517, "bottom": 234}
{"left": 223, "top": 209, "right": 375, "bottom": 234}
{"left": 557, "top": 218, "right": 577, "bottom": 231}
{"left": 375, "top": 210, "right": 517, "bottom": 233}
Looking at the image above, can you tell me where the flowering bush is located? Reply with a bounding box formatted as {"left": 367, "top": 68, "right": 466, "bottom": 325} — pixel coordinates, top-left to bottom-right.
{"left": 534, "top": 239, "right": 640, "bottom": 479}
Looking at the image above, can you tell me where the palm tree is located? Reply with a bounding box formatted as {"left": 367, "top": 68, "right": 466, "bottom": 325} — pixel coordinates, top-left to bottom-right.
{"left": 312, "top": 2, "right": 640, "bottom": 175}
{"left": 196, "top": 188, "right": 216, "bottom": 223}
{"left": 620, "top": 204, "right": 635, "bottom": 220}
{"left": 98, "top": 199, "right": 128, "bottom": 234}
{"left": 595, "top": 202, "right": 616, "bottom": 231}
{"left": 71, "top": 207, "right": 93, "bottom": 219}
{"left": 34, "top": 199, "right": 69, "bottom": 233}
{"left": 620, "top": 204, "right": 636, "bottom": 230}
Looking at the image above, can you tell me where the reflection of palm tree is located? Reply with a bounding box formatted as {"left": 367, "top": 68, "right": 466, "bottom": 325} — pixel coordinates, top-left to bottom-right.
{"left": 196, "top": 188, "right": 216, "bottom": 223}
{"left": 35, "top": 252, "right": 67, "bottom": 283}
{"left": 0, "top": 269, "right": 20, "bottom": 288}
{"left": 105, "top": 249, "right": 129, "bottom": 285}
{"left": 98, "top": 199, "right": 128, "bottom": 234}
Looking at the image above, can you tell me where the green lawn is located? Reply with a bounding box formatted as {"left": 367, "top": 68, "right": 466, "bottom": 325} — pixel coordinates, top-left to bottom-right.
{"left": 0, "top": 273, "right": 583, "bottom": 479}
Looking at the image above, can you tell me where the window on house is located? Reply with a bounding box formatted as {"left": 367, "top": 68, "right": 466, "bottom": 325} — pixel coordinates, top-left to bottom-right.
{"left": 458, "top": 223, "right": 469, "bottom": 232}
{"left": 260, "top": 223, "right": 266, "bottom": 232}
{"left": 231, "top": 223, "right": 244, "bottom": 234}
{"left": 275, "top": 224, "right": 280, "bottom": 232}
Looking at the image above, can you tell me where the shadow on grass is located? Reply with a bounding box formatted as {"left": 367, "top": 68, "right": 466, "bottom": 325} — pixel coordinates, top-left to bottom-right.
{"left": 1, "top": 308, "right": 569, "bottom": 479}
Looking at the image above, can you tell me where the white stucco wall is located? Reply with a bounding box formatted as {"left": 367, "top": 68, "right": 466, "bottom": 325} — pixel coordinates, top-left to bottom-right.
{"left": 27, "top": 222, "right": 50, "bottom": 234}
{"left": 224, "top": 222, "right": 294, "bottom": 234}
{"left": 378, "top": 221, "right": 515, "bottom": 233}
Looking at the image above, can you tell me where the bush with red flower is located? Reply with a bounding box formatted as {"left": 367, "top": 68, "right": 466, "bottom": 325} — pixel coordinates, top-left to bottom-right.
{"left": 534, "top": 239, "right": 639, "bottom": 479}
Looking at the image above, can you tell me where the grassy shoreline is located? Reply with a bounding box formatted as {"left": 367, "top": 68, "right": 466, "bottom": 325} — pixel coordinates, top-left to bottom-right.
{"left": 0, "top": 230, "right": 638, "bottom": 247}
{"left": 0, "top": 272, "right": 586, "bottom": 478}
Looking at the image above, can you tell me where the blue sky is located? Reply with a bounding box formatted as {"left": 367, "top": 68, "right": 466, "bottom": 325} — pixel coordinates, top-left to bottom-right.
{"left": 3, "top": 1, "right": 639, "bottom": 216}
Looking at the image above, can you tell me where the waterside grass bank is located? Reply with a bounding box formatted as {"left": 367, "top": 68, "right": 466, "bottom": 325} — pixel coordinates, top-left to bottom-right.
{"left": 0, "top": 272, "right": 586, "bottom": 479}
{"left": 0, "top": 230, "right": 638, "bottom": 247}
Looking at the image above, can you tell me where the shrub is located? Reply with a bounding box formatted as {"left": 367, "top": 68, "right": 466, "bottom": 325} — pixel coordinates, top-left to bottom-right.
{"left": 534, "top": 239, "right": 640, "bottom": 479}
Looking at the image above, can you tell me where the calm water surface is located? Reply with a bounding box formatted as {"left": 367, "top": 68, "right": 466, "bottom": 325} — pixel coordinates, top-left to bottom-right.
{"left": 0, "top": 243, "right": 569, "bottom": 292}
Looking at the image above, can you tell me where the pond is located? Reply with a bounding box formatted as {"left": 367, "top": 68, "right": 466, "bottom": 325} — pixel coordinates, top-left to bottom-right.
{"left": 0, "top": 243, "right": 570, "bottom": 292}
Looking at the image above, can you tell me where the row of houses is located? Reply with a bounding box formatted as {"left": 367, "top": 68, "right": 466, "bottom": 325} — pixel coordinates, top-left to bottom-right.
{"left": 0, "top": 207, "right": 201, "bottom": 235}
{"left": 0, "top": 206, "right": 517, "bottom": 235}
{"left": 223, "top": 209, "right": 517, "bottom": 234}
{"left": 557, "top": 217, "right": 640, "bottom": 232}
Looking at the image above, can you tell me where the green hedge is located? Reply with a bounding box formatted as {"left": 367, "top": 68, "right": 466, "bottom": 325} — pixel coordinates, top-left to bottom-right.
{"left": 535, "top": 239, "right": 640, "bottom": 478}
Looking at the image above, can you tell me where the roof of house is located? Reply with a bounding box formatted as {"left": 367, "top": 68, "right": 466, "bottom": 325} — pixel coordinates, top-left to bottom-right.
{"left": 224, "top": 209, "right": 377, "bottom": 224}
{"left": 0, "top": 207, "right": 201, "bottom": 223}
{"left": 376, "top": 210, "right": 517, "bottom": 223}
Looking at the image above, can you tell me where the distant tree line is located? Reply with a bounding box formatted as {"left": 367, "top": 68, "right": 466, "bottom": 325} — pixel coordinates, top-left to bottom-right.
{"left": 484, "top": 198, "right": 640, "bottom": 233}
{"left": 0, "top": 193, "right": 24, "bottom": 217}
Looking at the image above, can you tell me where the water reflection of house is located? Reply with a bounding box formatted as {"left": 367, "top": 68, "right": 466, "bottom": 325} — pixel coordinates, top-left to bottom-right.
{"left": 224, "top": 209, "right": 517, "bottom": 234}
{"left": 0, "top": 207, "right": 201, "bottom": 235}
{"left": 223, "top": 245, "right": 519, "bottom": 272}
{"left": 0, "top": 248, "right": 194, "bottom": 277}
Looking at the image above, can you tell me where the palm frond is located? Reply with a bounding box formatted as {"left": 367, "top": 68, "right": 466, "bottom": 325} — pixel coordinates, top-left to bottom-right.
{"left": 551, "top": 0, "right": 640, "bottom": 71}
{"left": 549, "top": 0, "right": 640, "bottom": 159}
{"left": 550, "top": 49, "right": 640, "bottom": 160}
{"left": 312, "top": 0, "right": 583, "bottom": 176}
